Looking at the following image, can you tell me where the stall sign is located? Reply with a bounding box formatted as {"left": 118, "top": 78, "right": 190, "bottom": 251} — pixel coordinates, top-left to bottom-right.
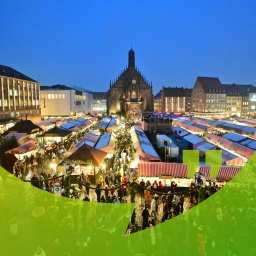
{"left": 195, "top": 171, "right": 206, "bottom": 188}
{"left": 54, "top": 186, "right": 61, "bottom": 195}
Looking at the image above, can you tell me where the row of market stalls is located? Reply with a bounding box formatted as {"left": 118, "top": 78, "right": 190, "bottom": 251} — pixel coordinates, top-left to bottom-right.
{"left": 97, "top": 116, "right": 119, "bottom": 132}
{"left": 5, "top": 132, "right": 38, "bottom": 160}
{"left": 138, "top": 156, "right": 242, "bottom": 181}
{"left": 3, "top": 117, "right": 98, "bottom": 167}
{"left": 130, "top": 126, "right": 160, "bottom": 167}
{"left": 192, "top": 117, "right": 256, "bottom": 135}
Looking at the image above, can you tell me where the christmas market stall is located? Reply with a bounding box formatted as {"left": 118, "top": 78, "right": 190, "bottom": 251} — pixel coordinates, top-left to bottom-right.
{"left": 59, "top": 143, "right": 107, "bottom": 184}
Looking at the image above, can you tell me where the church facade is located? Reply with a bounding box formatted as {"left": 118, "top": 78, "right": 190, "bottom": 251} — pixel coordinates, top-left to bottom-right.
{"left": 107, "top": 49, "right": 154, "bottom": 117}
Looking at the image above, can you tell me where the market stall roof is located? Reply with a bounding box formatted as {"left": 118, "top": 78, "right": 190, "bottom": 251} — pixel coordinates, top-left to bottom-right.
{"left": 138, "top": 156, "right": 187, "bottom": 177}
{"left": 131, "top": 127, "right": 160, "bottom": 164}
{"left": 174, "top": 121, "right": 204, "bottom": 134}
{"left": 183, "top": 134, "right": 205, "bottom": 145}
{"left": 98, "top": 117, "right": 112, "bottom": 129}
{"left": 59, "top": 120, "right": 82, "bottom": 130}
{"left": 4, "top": 120, "right": 43, "bottom": 135}
{"left": 194, "top": 141, "right": 216, "bottom": 153}
{"left": 222, "top": 133, "right": 246, "bottom": 142}
{"left": 222, "top": 150, "right": 246, "bottom": 166}
{"left": 193, "top": 123, "right": 210, "bottom": 131}
{"left": 5, "top": 132, "right": 28, "bottom": 144}
{"left": 172, "top": 127, "right": 190, "bottom": 137}
{"left": 95, "top": 132, "right": 115, "bottom": 154}
{"left": 241, "top": 140, "right": 256, "bottom": 150}
{"left": 38, "top": 126, "right": 72, "bottom": 138}
{"left": 63, "top": 143, "right": 107, "bottom": 166}
{"left": 199, "top": 165, "right": 242, "bottom": 181}
{"left": 6, "top": 139, "right": 37, "bottom": 154}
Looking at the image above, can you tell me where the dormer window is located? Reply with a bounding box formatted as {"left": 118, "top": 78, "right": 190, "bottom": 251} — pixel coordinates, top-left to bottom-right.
{"left": 209, "top": 89, "right": 211, "bottom": 92}
{"left": 213, "top": 89, "right": 215, "bottom": 92}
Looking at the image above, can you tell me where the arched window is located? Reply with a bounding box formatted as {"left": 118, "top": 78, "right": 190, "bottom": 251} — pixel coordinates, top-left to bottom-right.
{"left": 131, "top": 91, "right": 137, "bottom": 99}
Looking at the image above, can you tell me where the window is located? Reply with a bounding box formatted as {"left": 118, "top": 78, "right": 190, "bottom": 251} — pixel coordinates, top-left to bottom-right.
{"left": 131, "top": 91, "right": 137, "bottom": 99}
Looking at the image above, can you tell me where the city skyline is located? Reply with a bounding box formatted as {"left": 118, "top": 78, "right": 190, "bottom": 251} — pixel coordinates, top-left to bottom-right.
{"left": 1, "top": 1, "right": 256, "bottom": 94}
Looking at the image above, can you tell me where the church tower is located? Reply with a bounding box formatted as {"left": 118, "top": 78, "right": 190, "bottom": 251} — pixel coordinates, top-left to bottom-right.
{"left": 107, "top": 49, "right": 154, "bottom": 117}
{"left": 128, "top": 48, "right": 135, "bottom": 68}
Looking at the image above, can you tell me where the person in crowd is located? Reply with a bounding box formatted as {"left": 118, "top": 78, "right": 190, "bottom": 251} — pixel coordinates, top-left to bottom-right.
{"left": 110, "top": 185, "right": 115, "bottom": 195}
{"left": 105, "top": 173, "right": 110, "bottom": 187}
{"left": 100, "top": 195, "right": 106, "bottom": 203}
{"left": 117, "top": 187, "right": 123, "bottom": 202}
{"left": 179, "top": 194, "right": 185, "bottom": 213}
{"left": 113, "top": 196, "right": 120, "bottom": 203}
{"left": 117, "top": 171, "right": 122, "bottom": 184}
{"left": 146, "top": 186, "right": 151, "bottom": 199}
{"left": 109, "top": 172, "right": 114, "bottom": 185}
{"left": 170, "top": 181, "right": 177, "bottom": 193}
{"left": 83, "top": 196, "right": 90, "bottom": 202}
{"left": 151, "top": 195, "right": 158, "bottom": 220}
{"left": 31, "top": 174, "right": 41, "bottom": 189}
{"left": 85, "top": 179, "right": 90, "bottom": 196}
{"left": 78, "top": 172, "right": 84, "bottom": 189}
{"left": 146, "top": 180, "right": 151, "bottom": 187}
{"left": 153, "top": 180, "right": 158, "bottom": 192}
{"left": 95, "top": 184, "right": 101, "bottom": 202}
{"left": 104, "top": 186, "right": 109, "bottom": 197}
{"left": 142, "top": 207, "right": 150, "bottom": 229}
{"left": 139, "top": 178, "right": 146, "bottom": 198}
{"left": 122, "top": 186, "right": 127, "bottom": 202}
{"left": 158, "top": 180, "right": 163, "bottom": 192}
{"left": 98, "top": 176, "right": 104, "bottom": 187}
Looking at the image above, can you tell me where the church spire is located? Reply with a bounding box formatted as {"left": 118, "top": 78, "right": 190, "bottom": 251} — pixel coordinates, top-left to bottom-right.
{"left": 128, "top": 48, "right": 135, "bottom": 68}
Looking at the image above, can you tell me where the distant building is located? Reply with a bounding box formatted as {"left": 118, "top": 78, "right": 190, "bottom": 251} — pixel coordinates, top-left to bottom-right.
{"left": 154, "top": 90, "right": 162, "bottom": 112}
{"left": 233, "top": 84, "right": 256, "bottom": 116}
{"left": 191, "top": 77, "right": 226, "bottom": 116}
{"left": 40, "top": 84, "right": 93, "bottom": 117}
{"left": 221, "top": 84, "right": 243, "bottom": 117}
{"left": 107, "top": 48, "right": 154, "bottom": 117}
{"left": 0, "top": 64, "right": 41, "bottom": 123}
{"left": 92, "top": 92, "right": 107, "bottom": 114}
{"left": 161, "top": 87, "right": 192, "bottom": 113}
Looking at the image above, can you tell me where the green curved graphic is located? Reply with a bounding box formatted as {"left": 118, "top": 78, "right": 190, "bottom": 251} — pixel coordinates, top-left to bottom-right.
{"left": 1, "top": 153, "right": 256, "bottom": 255}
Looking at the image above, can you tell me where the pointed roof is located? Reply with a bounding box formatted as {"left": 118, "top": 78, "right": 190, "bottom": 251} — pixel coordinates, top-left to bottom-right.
{"left": 64, "top": 143, "right": 107, "bottom": 166}
{"left": 0, "top": 64, "right": 37, "bottom": 82}
{"left": 38, "top": 126, "right": 72, "bottom": 137}
{"left": 154, "top": 90, "right": 162, "bottom": 99}
{"left": 196, "top": 76, "right": 222, "bottom": 92}
{"left": 5, "top": 120, "right": 43, "bottom": 135}
{"left": 162, "top": 87, "right": 192, "bottom": 97}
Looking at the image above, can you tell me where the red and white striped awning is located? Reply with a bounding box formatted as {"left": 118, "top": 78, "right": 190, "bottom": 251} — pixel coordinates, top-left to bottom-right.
{"left": 138, "top": 157, "right": 187, "bottom": 177}
{"left": 138, "top": 157, "right": 242, "bottom": 181}
{"left": 198, "top": 166, "right": 242, "bottom": 180}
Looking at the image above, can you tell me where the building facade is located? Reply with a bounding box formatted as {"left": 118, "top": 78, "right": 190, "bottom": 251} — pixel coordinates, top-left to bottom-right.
{"left": 161, "top": 87, "right": 192, "bottom": 113}
{"left": 222, "top": 84, "right": 243, "bottom": 117}
{"left": 154, "top": 90, "right": 162, "bottom": 112}
{"left": 40, "top": 84, "right": 93, "bottom": 117}
{"left": 191, "top": 77, "right": 226, "bottom": 115}
{"left": 107, "top": 49, "right": 154, "bottom": 117}
{"left": 0, "top": 65, "right": 41, "bottom": 123}
{"left": 92, "top": 92, "right": 107, "bottom": 114}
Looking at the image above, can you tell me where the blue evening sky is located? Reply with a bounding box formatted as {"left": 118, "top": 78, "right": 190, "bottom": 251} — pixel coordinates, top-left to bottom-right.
{"left": 1, "top": 0, "right": 256, "bottom": 94}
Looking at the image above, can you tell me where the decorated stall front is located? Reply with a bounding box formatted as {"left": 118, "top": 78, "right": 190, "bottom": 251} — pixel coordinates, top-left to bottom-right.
{"left": 59, "top": 143, "right": 107, "bottom": 183}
